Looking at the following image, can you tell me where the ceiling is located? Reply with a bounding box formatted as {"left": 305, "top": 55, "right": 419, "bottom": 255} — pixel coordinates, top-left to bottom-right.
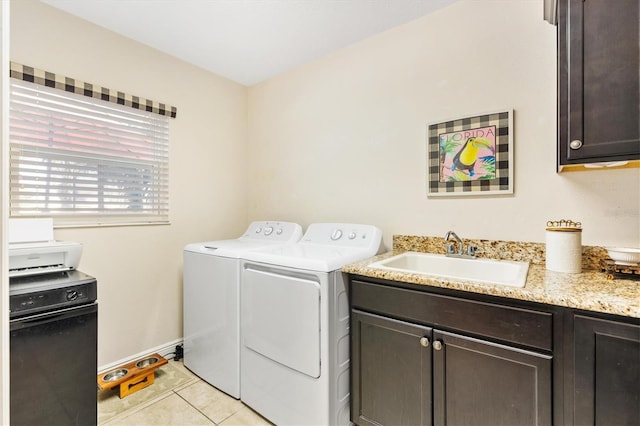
{"left": 41, "top": 0, "right": 459, "bottom": 86}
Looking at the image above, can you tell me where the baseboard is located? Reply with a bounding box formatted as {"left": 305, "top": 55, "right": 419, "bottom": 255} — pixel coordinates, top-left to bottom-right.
{"left": 98, "top": 338, "right": 183, "bottom": 374}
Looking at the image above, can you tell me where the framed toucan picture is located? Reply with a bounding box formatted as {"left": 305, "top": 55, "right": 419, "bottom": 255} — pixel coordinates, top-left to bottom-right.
{"left": 427, "top": 109, "right": 514, "bottom": 196}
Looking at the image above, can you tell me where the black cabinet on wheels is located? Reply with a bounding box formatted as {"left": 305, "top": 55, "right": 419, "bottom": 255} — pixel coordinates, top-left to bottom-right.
{"left": 350, "top": 278, "right": 556, "bottom": 426}
{"left": 572, "top": 314, "right": 640, "bottom": 425}
{"left": 557, "top": 0, "right": 640, "bottom": 169}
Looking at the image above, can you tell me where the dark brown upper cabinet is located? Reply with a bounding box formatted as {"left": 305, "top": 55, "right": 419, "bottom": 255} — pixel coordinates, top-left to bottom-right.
{"left": 557, "top": 0, "right": 640, "bottom": 171}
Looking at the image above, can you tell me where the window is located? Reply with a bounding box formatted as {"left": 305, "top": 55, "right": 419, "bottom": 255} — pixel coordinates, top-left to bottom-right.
{"left": 9, "top": 64, "right": 175, "bottom": 226}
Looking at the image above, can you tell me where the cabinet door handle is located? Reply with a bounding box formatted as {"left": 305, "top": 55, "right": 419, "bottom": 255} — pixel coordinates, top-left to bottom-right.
{"left": 569, "top": 139, "right": 583, "bottom": 150}
{"left": 420, "top": 337, "right": 430, "bottom": 347}
{"left": 433, "top": 340, "right": 443, "bottom": 351}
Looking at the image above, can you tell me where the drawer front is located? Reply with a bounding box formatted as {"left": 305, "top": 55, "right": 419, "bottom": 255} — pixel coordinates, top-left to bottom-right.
{"left": 351, "top": 279, "right": 553, "bottom": 352}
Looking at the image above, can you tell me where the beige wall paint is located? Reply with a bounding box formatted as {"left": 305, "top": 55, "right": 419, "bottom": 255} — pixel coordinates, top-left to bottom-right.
{"left": 11, "top": 1, "right": 249, "bottom": 366}
{"left": 247, "top": 0, "right": 640, "bottom": 248}
{"left": 6, "top": 0, "right": 640, "bottom": 370}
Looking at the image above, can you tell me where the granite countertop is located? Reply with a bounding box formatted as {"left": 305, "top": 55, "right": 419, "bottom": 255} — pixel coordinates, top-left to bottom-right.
{"left": 342, "top": 235, "right": 640, "bottom": 319}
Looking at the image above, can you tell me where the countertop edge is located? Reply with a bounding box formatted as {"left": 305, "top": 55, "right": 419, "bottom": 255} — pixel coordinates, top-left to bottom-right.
{"left": 342, "top": 250, "right": 640, "bottom": 319}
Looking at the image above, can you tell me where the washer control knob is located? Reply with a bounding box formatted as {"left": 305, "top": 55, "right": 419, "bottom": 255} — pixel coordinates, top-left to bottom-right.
{"left": 348, "top": 232, "right": 357, "bottom": 240}
{"left": 264, "top": 227, "right": 273, "bottom": 236}
{"left": 331, "top": 229, "right": 343, "bottom": 240}
{"left": 276, "top": 228, "right": 283, "bottom": 235}
{"left": 255, "top": 227, "right": 262, "bottom": 233}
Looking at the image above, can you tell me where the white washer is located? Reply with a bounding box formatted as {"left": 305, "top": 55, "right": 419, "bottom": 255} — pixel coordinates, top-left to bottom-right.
{"left": 183, "top": 221, "right": 303, "bottom": 398}
{"left": 240, "top": 223, "right": 383, "bottom": 425}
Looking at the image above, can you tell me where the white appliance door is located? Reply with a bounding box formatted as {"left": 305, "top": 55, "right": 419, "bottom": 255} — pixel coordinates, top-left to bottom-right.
{"left": 242, "top": 264, "right": 321, "bottom": 378}
{"left": 183, "top": 251, "right": 240, "bottom": 397}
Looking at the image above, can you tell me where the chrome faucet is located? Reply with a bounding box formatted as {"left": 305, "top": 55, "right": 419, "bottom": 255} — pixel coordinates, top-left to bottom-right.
{"left": 444, "top": 230, "right": 477, "bottom": 259}
{"left": 444, "top": 230, "right": 464, "bottom": 255}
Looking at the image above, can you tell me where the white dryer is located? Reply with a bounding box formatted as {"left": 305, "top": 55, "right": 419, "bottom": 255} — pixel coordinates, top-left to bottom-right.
{"left": 183, "top": 221, "right": 302, "bottom": 398}
{"left": 240, "top": 223, "right": 383, "bottom": 425}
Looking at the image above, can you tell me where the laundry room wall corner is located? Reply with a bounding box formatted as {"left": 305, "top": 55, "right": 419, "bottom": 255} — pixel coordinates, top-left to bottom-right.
{"left": 10, "top": 0, "right": 250, "bottom": 366}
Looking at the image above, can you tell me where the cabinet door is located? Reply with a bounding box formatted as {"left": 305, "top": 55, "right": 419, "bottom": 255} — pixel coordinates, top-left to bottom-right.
{"left": 573, "top": 315, "right": 640, "bottom": 425}
{"left": 558, "top": 0, "right": 640, "bottom": 165}
{"left": 351, "top": 310, "right": 432, "bottom": 426}
{"left": 432, "top": 330, "right": 552, "bottom": 426}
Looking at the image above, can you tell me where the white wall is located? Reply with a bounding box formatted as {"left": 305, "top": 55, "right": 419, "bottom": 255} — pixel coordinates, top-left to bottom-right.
{"left": 247, "top": 0, "right": 640, "bottom": 248}
{"left": 11, "top": 1, "right": 249, "bottom": 366}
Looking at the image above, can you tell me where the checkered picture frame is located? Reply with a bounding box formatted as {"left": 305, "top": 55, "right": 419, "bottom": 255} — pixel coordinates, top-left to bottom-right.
{"left": 10, "top": 62, "right": 177, "bottom": 119}
{"left": 427, "top": 109, "right": 513, "bottom": 196}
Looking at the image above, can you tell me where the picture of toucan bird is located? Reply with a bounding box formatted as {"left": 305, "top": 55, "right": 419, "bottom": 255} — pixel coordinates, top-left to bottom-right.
{"left": 450, "top": 137, "right": 492, "bottom": 177}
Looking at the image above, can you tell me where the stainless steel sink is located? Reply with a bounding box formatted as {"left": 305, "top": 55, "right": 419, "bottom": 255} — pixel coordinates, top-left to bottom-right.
{"left": 369, "top": 251, "right": 529, "bottom": 287}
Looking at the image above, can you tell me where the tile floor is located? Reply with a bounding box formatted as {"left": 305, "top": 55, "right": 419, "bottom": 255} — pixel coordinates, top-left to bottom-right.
{"left": 99, "top": 359, "right": 272, "bottom": 426}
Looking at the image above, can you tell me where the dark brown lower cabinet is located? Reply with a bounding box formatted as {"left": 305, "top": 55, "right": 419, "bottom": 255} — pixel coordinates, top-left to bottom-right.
{"left": 351, "top": 309, "right": 552, "bottom": 426}
{"left": 433, "top": 330, "right": 552, "bottom": 426}
{"left": 351, "top": 311, "right": 432, "bottom": 426}
{"left": 349, "top": 277, "right": 640, "bottom": 426}
{"left": 573, "top": 314, "right": 640, "bottom": 425}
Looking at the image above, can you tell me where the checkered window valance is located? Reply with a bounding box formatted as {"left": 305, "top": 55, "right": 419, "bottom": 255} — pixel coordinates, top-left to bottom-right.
{"left": 9, "top": 62, "right": 177, "bottom": 118}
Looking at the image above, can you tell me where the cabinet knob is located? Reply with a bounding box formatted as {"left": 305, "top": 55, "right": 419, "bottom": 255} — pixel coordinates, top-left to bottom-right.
{"left": 433, "top": 340, "right": 443, "bottom": 351}
{"left": 420, "top": 337, "right": 430, "bottom": 347}
{"left": 569, "top": 139, "right": 583, "bottom": 150}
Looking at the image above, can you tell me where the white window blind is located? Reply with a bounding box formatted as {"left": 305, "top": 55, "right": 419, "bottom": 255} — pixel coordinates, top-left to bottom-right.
{"left": 9, "top": 79, "right": 169, "bottom": 226}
